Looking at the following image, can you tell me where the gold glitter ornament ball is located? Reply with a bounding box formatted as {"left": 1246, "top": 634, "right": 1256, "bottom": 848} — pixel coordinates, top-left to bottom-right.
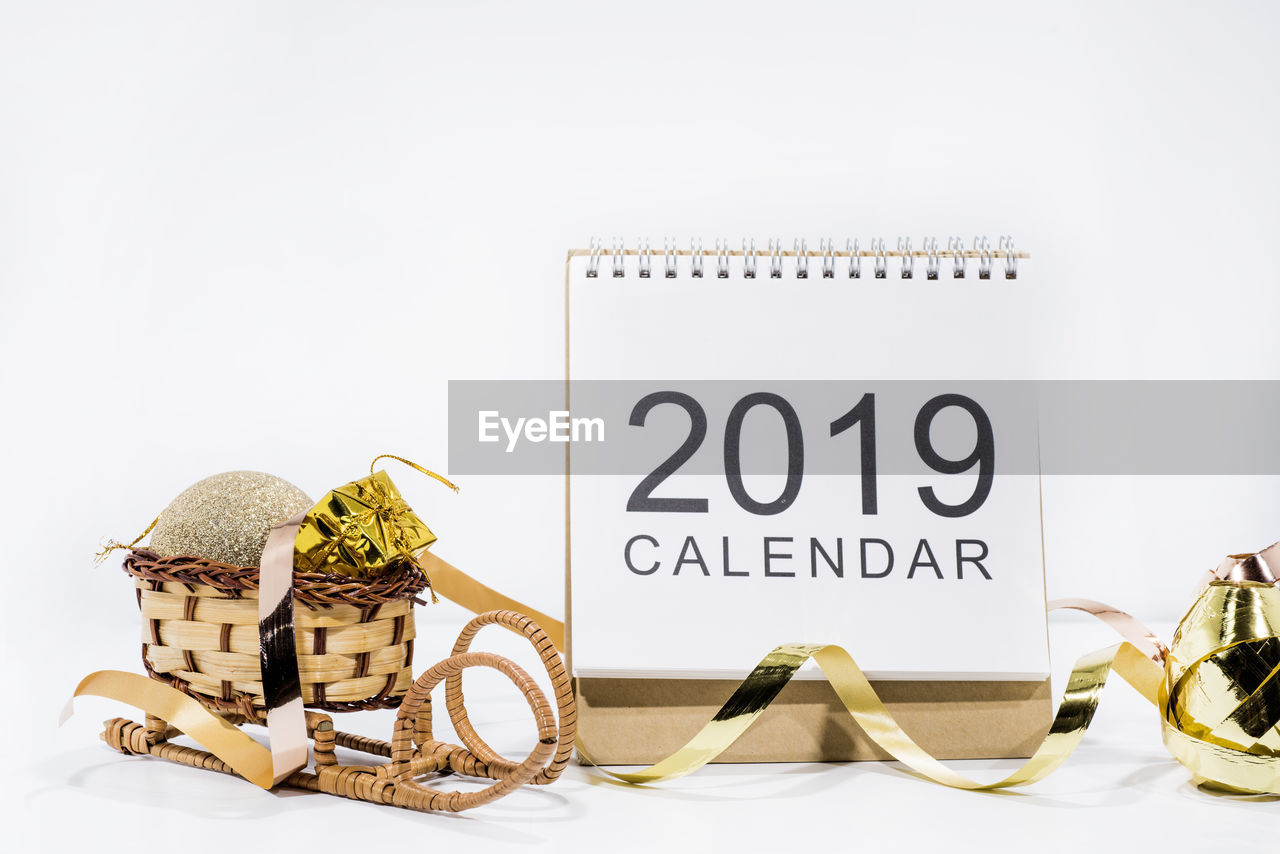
{"left": 148, "top": 471, "right": 314, "bottom": 567}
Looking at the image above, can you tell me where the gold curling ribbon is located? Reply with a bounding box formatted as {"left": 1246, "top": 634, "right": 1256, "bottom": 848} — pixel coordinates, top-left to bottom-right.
{"left": 576, "top": 640, "right": 1162, "bottom": 786}
{"left": 415, "top": 561, "right": 1280, "bottom": 793}
{"left": 66, "top": 671, "right": 276, "bottom": 789}
{"left": 409, "top": 561, "right": 1169, "bottom": 786}
{"left": 398, "top": 564, "right": 1161, "bottom": 786}
{"left": 419, "top": 552, "right": 565, "bottom": 651}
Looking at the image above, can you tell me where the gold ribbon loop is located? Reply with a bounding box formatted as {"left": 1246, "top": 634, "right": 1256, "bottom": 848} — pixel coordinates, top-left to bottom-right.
{"left": 1048, "top": 597, "right": 1170, "bottom": 664}
{"left": 370, "top": 454, "right": 459, "bottom": 493}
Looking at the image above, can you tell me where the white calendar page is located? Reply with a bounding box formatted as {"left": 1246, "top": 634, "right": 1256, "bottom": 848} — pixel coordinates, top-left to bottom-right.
{"left": 567, "top": 248, "right": 1049, "bottom": 680}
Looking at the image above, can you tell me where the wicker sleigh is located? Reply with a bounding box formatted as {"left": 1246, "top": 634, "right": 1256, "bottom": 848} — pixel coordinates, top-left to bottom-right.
{"left": 97, "top": 549, "right": 576, "bottom": 812}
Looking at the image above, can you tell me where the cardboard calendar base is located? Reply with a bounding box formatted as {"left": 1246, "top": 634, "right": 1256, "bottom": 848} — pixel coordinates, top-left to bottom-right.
{"left": 574, "top": 676, "right": 1052, "bottom": 764}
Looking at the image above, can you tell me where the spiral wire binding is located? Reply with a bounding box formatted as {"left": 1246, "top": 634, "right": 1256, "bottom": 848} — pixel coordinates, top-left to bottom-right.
{"left": 612, "top": 238, "right": 625, "bottom": 278}
{"left": 999, "top": 235, "right": 1017, "bottom": 279}
{"left": 794, "top": 238, "right": 809, "bottom": 278}
{"left": 582, "top": 237, "right": 1024, "bottom": 280}
{"left": 586, "top": 238, "right": 602, "bottom": 278}
{"left": 873, "top": 239, "right": 888, "bottom": 278}
{"left": 977, "top": 236, "right": 992, "bottom": 280}
{"left": 948, "top": 236, "right": 966, "bottom": 278}
{"left": 847, "top": 239, "right": 861, "bottom": 279}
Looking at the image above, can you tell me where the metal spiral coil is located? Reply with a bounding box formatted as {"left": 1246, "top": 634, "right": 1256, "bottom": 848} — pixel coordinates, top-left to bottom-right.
{"left": 583, "top": 237, "right": 1025, "bottom": 279}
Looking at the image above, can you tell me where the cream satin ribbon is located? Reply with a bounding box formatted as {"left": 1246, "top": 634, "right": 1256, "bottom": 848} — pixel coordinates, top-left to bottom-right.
{"left": 257, "top": 512, "right": 310, "bottom": 785}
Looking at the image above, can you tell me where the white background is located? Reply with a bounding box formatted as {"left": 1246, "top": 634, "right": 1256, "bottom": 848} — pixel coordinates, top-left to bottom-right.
{"left": 3, "top": 1, "right": 1278, "bottom": 849}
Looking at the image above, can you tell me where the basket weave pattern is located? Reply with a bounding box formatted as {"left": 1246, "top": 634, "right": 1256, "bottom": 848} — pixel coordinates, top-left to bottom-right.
{"left": 124, "top": 550, "right": 429, "bottom": 721}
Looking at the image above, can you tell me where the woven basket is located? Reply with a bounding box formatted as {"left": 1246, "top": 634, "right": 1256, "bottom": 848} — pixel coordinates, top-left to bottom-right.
{"left": 123, "top": 549, "right": 429, "bottom": 722}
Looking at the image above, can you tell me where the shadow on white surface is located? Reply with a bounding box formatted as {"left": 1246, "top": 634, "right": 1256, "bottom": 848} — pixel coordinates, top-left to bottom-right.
{"left": 29, "top": 742, "right": 585, "bottom": 842}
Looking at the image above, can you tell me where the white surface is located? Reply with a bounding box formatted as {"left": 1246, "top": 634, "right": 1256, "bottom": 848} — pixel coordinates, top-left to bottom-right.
{"left": 4, "top": 0, "right": 1280, "bottom": 846}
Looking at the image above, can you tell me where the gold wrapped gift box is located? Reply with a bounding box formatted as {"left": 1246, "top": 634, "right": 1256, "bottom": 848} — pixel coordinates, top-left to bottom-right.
{"left": 294, "top": 469, "right": 439, "bottom": 579}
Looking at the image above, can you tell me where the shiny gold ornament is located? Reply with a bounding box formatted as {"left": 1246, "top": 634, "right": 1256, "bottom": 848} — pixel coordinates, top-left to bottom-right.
{"left": 1161, "top": 543, "right": 1280, "bottom": 794}
{"left": 292, "top": 455, "right": 457, "bottom": 579}
{"left": 146, "top": 471, "right": 313, "bottom": 567}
